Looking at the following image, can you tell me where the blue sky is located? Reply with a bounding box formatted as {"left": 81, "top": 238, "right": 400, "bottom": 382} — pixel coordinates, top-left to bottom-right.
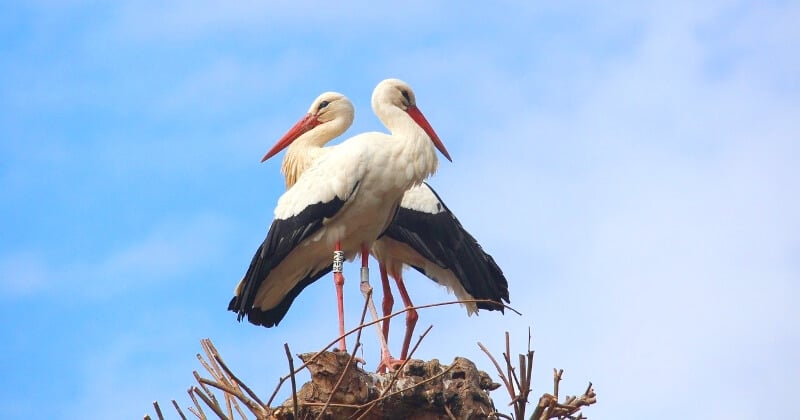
{"left": 1, "top": 1, "right": 798, "bottom": 418}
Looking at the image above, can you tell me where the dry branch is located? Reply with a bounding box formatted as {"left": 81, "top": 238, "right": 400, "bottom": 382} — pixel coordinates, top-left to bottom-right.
{"left": 146, "top": 302, "right": 595, "bottom": 420}
{"left": 480, "top": 330, "right": 596, "bottom": 420}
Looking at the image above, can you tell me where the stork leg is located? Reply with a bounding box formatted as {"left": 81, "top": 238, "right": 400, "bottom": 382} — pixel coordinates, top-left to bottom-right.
{"left": 357, "top": 245, "right": 396, "bottom": 373}
{"left": 375, "top": 262, "right": 404, "bottom": 373}
{"left": 392, "top": 269, "right": 418, "bottom": 361}
{"left": 379, "top": 263, "right": 394, "bottom": 343}
{"left": 333, "top": 241, "right": 346, "bottom": 352}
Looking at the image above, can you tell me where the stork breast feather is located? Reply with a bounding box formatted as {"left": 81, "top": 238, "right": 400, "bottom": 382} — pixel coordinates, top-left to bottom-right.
{"left": 400, "top": 182, "right": 445, "bottom": 214}
{"left": 274, "top": 153, "right": 366, "bottom": 220}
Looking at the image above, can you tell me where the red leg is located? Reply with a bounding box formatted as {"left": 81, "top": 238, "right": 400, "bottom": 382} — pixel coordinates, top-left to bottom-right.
{"left": 376, "top": 262, "right": 404, "bottom": 373}
{"left": 333, "top": 241, "right": 346, "bottom": 352}
{"left": 393, "top": 269, "right": 418, "bottom": 361}
{"left": 379, "top": 263, "right": 394, "bottom": 342}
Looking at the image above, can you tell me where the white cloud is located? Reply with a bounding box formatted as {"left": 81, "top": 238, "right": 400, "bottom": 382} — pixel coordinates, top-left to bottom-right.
{"left": 372, "top": 2, "right": 800, "bottom": 417}
{"left": 3, "top": 1, "right": 799, "bottom": 419}
{"left": 0, "top": 214, "right": 233, "bottom": 300}
{"left": 153, "top": 53, "right": 316, "bottom": 116}
{"left": 108, "top": 0, "right": 443, "bottom": 42}
{"left": 0, "top": 252, "right": 48, "bottom": 297}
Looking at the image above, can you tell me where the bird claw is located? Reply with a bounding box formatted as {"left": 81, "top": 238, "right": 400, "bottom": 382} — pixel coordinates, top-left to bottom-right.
{"left": 376, "top": 352, "right": 405, "bottom": 374}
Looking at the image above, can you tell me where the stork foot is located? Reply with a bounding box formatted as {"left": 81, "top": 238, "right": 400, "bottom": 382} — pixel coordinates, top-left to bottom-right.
{"left": 376, "top": 350, "right": 405, "bottom": 374}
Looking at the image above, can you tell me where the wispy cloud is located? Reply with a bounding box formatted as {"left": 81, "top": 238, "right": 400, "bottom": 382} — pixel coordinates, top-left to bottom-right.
{"left": 109, "top": 0, "right": 444, "bottom": 42}
{"left": 1, "top": 1, "right": 798, "bottom": 419}
{"left": 0, "top": 214, "right": 233, "bottom": 300}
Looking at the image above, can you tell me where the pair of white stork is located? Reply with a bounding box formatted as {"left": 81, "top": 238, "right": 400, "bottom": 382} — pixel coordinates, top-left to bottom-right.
{"left": 228, "top": 78, "right": 509, "bottom": 371}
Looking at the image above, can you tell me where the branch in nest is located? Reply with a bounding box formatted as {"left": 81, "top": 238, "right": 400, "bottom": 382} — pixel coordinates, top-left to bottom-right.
{"left": 480, "top": 329, "right": 596, "bottom": 420}
{"left": 530, "top": 375, "right": 597, "bottom": 420}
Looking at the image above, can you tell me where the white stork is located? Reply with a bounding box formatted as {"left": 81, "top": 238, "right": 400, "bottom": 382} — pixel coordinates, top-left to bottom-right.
{"left": 259, "top": 90, "right": 510, "bottom": 372}
{"left": 228, "top": 79, "right": 452, "bottom": 353}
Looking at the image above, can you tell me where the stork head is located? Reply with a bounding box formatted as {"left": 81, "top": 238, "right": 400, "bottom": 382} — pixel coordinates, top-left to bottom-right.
{"left": 261, "top": 92, "right": 354, "bottom": 162}
{"left": 371, "top": 78, "right": 452, "bottom": 162}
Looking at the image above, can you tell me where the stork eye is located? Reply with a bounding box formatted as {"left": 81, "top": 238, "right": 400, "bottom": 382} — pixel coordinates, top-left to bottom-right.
{"left": 318, "top": 100, "right": 330, "bottom": 110}
{"left": 401, "top": 90, "right": 410, "bottom": 102}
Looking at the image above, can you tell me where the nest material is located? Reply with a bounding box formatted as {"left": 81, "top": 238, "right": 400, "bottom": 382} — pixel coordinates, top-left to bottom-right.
{"left": 273, "top": 351, "right": 500, "bottom": 420}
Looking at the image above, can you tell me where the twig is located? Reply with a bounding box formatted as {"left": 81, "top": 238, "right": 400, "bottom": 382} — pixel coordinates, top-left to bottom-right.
{"left": 199, "top": 340, "right": 265, "bottom": 418}
{"left": 525, "top": 328, "right": 534, "bottom": 405}
{"left": 362, "top": 364, "right": 454, "bottom": 408}
{"left": 354, "top": 325, "right": 433, "bottom": 420}
{"left": 504, "top": 332, "right": 517, "bottom": 399}
{"left": 530, "top": 379, "right": 597, "bottom": 420}
{"left": 267, "top": 287, "right": 376, "bottom": 407}
{"left": 301, "top": 402, "right": 363, "bottom": 408}
{"left": 266, "top": 299, "right": 522, "bottom": 407}
{"left": 213, "top": 353, "right": 265, "bottom": 407}
{"left": 153, "top": 401, "right": 165, "bottom": 420}
{"left": 172, "top": 400, "right": 188, "bottom": 420}
{"left": 553, "top": 369, "right": 564, "bottom": 400}
{"left": 187, "top": 387, "right": 207, "bottom": 420}
{"left": 199, "top": 341, "right": 236, "bottom": 420}
{"left": 286, "top": 299, "right": 521, "bottom": 384}
{"left": 284, "top": 343, "right": 299, "bottom": 419}
{"left": 443, "top": 403, "right": 457, "bottom": 420}
{"left": 477, "top": 342, "right": 514, "bottom": 404}
{"left": 196, "top": 376, "right": 265, "bottom": 416}
{"left": 317, "top": 287, "right": 373, "bottom": 420}
{"left": 316, "top": 342, "right": 361, "bottom": 420}
{"left": 191, "top": 386, "right": 230, "bottom": 420}
{"left": 193, "top": 370, "right": 220, "bottom": 411}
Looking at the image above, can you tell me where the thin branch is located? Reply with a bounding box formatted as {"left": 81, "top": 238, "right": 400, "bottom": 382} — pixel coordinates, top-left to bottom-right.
{"left": 266, "top": 298, "right": 522, "bottom": 408}
{"left": 191, "top": 386, "right": 230, "bottom": 420}
{"left": 443, "top": 403, "right": 457, "bottom": 420}
{"left": 477, "top": 342, "right": 514, "bottom": 405}
{"left": 153, "top": 401, "right": 165, "bottom": 420}
{"left": 293, "top": 299, "right": 521, "bottom": 381}
{"left": 362, "top": 364, "right": 454, "bottom": 408}
{"left": 212, "top": 353, "right": 265, "bottom": 407}
{"left": 172, "top": 400, "right": 188, "bottom": 420}
{"left": 284, "top": 343, "right": 299, "bottom": 419}
{"left": 187, "top": 387, "right": 207, "bottom": 420}
{"left": 317, "top": 288, "right": 373, "bottom": 420}
{"left": 504, "top": 332, "right": 517, "bottom": 399}
{"left": 316, "top": 342, "right": 362, "bottom": 420}
{"left": 354, "top": 325, "right": 433, "bottom": 420}
{"left": 193, "top": 370, "right": 221, "bottom": 411}
{"left": 268, "top": 287, "right": 375, "bottom": 408}
{"left": 196, "top": 376, "right": 266, "bottom": 417}
{"left": 553, "top": 369, "right": 564, "bottom": 400}
{"left": 199, "top": 341, "right": 236, "bottom": 420}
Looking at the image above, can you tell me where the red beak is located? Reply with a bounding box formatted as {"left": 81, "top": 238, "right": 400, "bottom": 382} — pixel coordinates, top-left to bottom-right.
{"left": 261, "top": 113, "right": 320, "bottom": 162}
{"left": 406, "top": 105, "right": 452, "bottom": 162}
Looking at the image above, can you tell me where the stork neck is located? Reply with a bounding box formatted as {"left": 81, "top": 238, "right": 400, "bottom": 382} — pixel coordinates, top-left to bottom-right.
{"left": 375, "top": 105, "right": 440, "bottom": 181}
{"left": 281, "top": 116, "right": 350, "bottom": 188}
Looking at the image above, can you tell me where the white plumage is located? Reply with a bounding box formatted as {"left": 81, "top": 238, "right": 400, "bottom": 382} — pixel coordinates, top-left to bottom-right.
{"left": 228, "top": 79, "right": 452, "bottom": 333}
{"left": 253, "top": 85, "right": 509, "bottom": 371}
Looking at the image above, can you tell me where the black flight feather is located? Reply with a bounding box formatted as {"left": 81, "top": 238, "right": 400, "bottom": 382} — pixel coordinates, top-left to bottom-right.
{"left": 381, "top": 183, "right": 510, "bottom": 311}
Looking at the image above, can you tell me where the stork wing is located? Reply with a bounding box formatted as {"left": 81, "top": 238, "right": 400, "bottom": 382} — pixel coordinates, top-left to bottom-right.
{"left": 229, "top": 158, "right": 365, "bottom": 325}
{"left": 381, "top": 182, "right": 510, "bottom": 311}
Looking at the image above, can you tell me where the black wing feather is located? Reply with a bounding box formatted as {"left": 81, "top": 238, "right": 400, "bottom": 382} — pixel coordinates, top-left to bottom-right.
{"left": 228, "top": 193, "right": 348, "bottom": 327}
{"left": 382, "top": 183, "right": 510, "bottom": 311}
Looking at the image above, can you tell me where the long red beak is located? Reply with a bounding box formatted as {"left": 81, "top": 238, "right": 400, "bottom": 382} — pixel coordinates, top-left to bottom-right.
{"left": 261, "top": 113, "right": 320, "bottom": 162}
{"left": 406, "top": 105, "right": 452, "bottom": 162}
